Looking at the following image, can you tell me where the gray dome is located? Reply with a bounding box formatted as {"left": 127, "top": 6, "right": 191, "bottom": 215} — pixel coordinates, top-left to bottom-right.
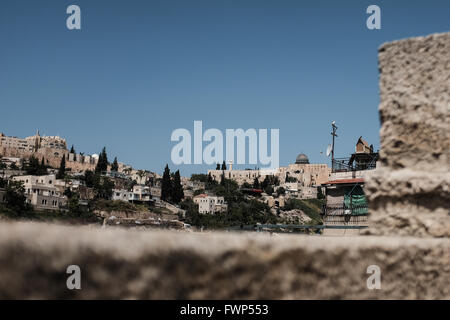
{"left": 295, "top": 153, "right": 309, "bottom": 164}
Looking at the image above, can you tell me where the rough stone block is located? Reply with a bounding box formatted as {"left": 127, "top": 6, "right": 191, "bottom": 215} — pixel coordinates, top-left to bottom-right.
{"left": 366, "top": 32, "right": 450, "bottom": 237}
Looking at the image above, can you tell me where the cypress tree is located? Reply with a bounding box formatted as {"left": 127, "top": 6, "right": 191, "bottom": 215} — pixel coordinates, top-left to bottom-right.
{"left": 95, "top": 153, "right": 102, "bottom": 173}
{"left": 161, "top": 164, "right": 172, "bottom": 202}
{"left": 253, "top": 177, "right": 260, "bottom": 189}
{"left": 111, "top": 157, "right": 119, "bottom": 172}
{"left": 26, "top": 156, "right": 38, "bottom": 175}
{"left": 172, "top": 170, "right": 184, "bottom": 204}
{"left": 95, "top": 147, "right": 108, "bottom": 173}
{"left": 216, "top": 163, "right": 220, "bottom": 170}
{"left": 39, "top": 157, "right": 47, "bottom": 175}
{"left": 221, "top": 161, "right": 227, "bottom": 170}
{"left": 70, "top": 145, "right": 75, "bottom": 154}
{"left": 57, "top": 155, "right": 66, "bottom": 179}
{"left": 220, "top": 171, "right": 225, "bottom": 186}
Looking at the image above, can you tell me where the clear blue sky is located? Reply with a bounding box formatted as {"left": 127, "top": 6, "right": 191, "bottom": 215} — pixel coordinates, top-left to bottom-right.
{"left": 1, "top": 0, "right": 449, "bottom": 176}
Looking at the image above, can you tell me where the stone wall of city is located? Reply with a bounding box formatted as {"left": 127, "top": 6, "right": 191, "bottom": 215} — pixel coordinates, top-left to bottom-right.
{"left": 208, "top": 163, "right": 331, "bottom": 187}
{"left": 0, "top": 134, "right": 98, "bottom": 172}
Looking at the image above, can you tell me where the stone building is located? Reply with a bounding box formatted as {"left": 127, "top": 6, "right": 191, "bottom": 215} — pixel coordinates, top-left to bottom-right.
{"left": 12, "top": 174, "right": 67, "bottom": 211}
{"left": 321, "top": 137, "right": 379, "bottom": 235}
{"left": 0, "top": 131, "right": 99, "bottom": 173}
{"left": 112, "top": 185, "right": 160, "bottom": 204}
{"left": 112, "top": 189, "right": 134, "bottom": 202}
{"left": 193, "top": 193, "right": 227, "bottom": 214}
{"left": 207, "top": 154, "right": 331, "bottom": 187}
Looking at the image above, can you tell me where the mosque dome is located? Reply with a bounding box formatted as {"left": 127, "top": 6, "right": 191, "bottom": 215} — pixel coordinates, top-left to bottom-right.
{"left": 295, "top": 153, "right": 309, "bottom": 164}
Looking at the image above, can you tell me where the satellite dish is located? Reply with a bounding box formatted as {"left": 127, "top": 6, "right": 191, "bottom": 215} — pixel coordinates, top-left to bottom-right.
{"left": 326, "top": 144, "right": 332, "bottom": 157}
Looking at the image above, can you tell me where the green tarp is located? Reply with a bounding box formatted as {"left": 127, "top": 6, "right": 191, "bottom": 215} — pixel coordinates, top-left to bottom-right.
{"left": 343, "top": 186, "right": 368, "bottom": 215}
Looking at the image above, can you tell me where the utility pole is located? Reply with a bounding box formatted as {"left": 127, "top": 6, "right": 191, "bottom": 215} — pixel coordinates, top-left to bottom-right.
{"left": 331, "top": 121, "right": 338, "bottom": 171}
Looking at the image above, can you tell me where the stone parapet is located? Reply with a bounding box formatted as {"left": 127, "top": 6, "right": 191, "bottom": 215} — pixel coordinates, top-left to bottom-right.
{"left": 0, "top": 222, "right": 448, "bottom": 299}
{"left": 366, "top": 32, "right": 450, "bottom": 237}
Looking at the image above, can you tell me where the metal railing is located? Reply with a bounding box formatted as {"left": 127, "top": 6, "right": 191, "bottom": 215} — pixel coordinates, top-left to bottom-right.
{"left": 332, "top": 158, "right": 377, "bottom": 172}
{"left": 322, "top": 204, "right": 369, "bottom": 216}
{"left": 226, "top": 224, "right": 368, "bottom": 233}
{"left": 332, "top": 154, "right": 378, "bottom": 173}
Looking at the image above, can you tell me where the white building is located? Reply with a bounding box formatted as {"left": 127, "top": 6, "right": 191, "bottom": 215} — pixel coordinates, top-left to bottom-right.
{"left": 112, "top": 185, "right": 157, "bottom": 203}
{"left": 112, "top": 189, "right": 133, "bottom": 202}
{"left": 12, "top": 174, "right": 67, "bottom": 211}
{"left": 193, "top": 194, "right": 227, "bottom": 214}
{"left": 132, "top": 185, "right": 151, "bottom": 202}
{"left": 150, "top": 186, "right": 161, "bottom": 202}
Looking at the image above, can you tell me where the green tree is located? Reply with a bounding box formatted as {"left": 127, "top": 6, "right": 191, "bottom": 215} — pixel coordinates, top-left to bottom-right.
{"left": 4, "top": 180, "right": 32, "bottom": 216}
{"left": 276, "top": 187, "right": 286, "bottom": 197}
{"left": 204, "top": 173, "right": 217, "bottom": 190}
{"left": 68, "top": 193, "right": 81, "bottom": 216}
{"left": 161, "top": 164, "right": 172, "bottom": 202}
{"left": 242, "top": 182, "right": 252, "bottom": 189}
{"left": 264, "top": 185, "right": 274, "bottom": 195}
{"left": 285, "top": 175, "right": 297, "bottom": 183}
{"left": 216, "top": 163, "right": 220, "bottom": 170}
{"left": 70, "top": 145, "right": 75, "bottom": 153}
{"left": 56, "top": 155, "right": 66, "bottom": 179}
{"left": 0, "top": 162, "right": 6, "bottom": 170}
{"left": 317, "top": 186, "right": 325, "bottom": 199}
{"left": 83, "top": 170, "right": 95, "bottom": 188}
{"left": 253, "top": 177, "right": 260, "bottom": 189}
{"left": 193, "top": 189, "right": 205, "bottom": 196}
{"left": 40, "top": 157, "right": 47, "bottom": 174}
{"left": 25, "top": 156, "right": 44, "bottom": 175}
{"left": 221, "top": 161, "right": 227, "bottom": 170}
{"left": 111, "top": 157, "right": 119, "bottom": 172}
{"left": 93, "top": 175, "right": 114, "bottom": 200}
{"left": 95, "top": 147, "right": 108, "bottom": 173}
{"left": 171, "top": 170, "right": 184, "bottom": 204}
{"left": 220, "top": 171, "right": 225, "bottom": 186}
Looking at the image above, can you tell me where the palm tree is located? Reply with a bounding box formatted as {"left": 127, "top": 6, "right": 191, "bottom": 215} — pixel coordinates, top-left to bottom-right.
{"left": 136, "top": 170, "right": 146, "bottom": 184}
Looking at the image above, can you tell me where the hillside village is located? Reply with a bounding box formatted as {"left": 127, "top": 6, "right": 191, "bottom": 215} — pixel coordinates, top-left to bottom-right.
{"left": 0, "top": 130, "right": 378, "bottom": 233}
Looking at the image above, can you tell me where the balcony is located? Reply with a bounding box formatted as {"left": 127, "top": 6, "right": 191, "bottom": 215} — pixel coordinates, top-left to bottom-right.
{"left": 332, "top": 153, "right": 379, "bottom": 173}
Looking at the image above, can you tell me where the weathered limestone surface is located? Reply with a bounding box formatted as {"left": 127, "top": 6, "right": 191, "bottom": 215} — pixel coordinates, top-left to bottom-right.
{"left": 0, "top": 222, "right": 448, "bottom": 299}
{"left": 365, "top": 32, "right": 450, "bottom": 237}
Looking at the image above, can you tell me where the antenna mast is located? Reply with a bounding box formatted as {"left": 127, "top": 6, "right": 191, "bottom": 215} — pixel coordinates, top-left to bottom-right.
{"left": 331, "top": 121, "right": 338, "bottom": 171}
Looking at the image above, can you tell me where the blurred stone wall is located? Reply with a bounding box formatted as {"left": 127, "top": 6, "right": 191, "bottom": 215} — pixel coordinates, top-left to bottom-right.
{"left": 0, "top": 222, "right": 448, "bottom": 299}
{"left": 365, "top": 32, "right": 450, "bottom": 237}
